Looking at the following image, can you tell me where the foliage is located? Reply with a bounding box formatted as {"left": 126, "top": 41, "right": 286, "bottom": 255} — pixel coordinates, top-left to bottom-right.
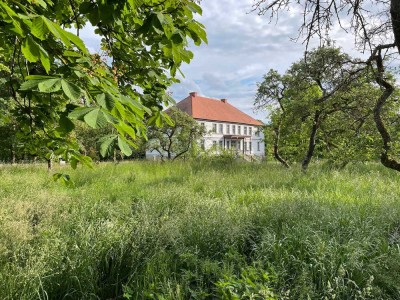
{"left": 215, "top": 266, "right": 276, "bottom": 299}
{"left": 147, "top": 107, "right": 205, "bottom": 160}
{"left": 0, "top": 0, "right": 207, "bottom": 168}
{"left": 255, "top": 47, "right": 398, "bottom": 169}
{"left": 252, "top": 0, "right": 400, "bottom": 172}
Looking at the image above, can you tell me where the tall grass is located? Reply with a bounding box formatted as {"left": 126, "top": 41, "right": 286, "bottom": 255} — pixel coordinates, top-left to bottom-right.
{"left": 0, "top": 161, "right": 399, "bottom": 299}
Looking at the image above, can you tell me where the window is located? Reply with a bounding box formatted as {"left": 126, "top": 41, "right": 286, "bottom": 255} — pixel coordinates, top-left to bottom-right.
{"left": 213, "top": 141, "right": 217, "bottom": 147}
{"left": 226, "top": 124, "right": 230, "bottom": 134}
{"left": 257, "top": 141, "right": 260, "bottom": 151}
{"left": 212, "top": 123, "right": 217, "bottom": 133}
{"left": 249, "top": 127, "right": 252, "bottom": 136}
{"left": 201, "top": 139, "right": 205, "bottom": 150}
{"left": 219, "top": 124, "right": 223, "bottom": 134}
{"left": 249, "top": 142, "right": 252, "bottom": 152}
{"left": 244, "top": 126, "right": 247, "bottom": 135}
{"left": 244, "top": 141, "right": 247, "bottom": 151}
{"left": 201, "top": 122, "right": 205, "bottom": 128}
{"left": 232, "top": 125, "right": 236, "bottom": 134}
{"left": 227, "top": 141, "right": 230, "bottom": 149}
{"left": 238, "top": 126, "right": 241, "bottom": 135}
{"left": 219, "top": 140, "right": 223, "bottom": 148}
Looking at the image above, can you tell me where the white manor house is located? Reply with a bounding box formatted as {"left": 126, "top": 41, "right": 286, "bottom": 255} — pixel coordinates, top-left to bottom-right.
{"left": 146, "top": 92, "right": 265, "bottom": 159}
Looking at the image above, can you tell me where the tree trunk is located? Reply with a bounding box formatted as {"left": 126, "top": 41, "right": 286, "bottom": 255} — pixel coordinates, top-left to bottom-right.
{"left": 47, "top": 159, "right": 52, "bottom": 171}
{"left": 11, "top": 145, "right": 16, "bottom": 164}
{"left": 373, "top": 52, "right": 400, "bottom": 171}
{"left": 302, "top": 110, "right": 321, "bottom": 171}
{"left": 273, "top": 119, "right": 290, "bottom": 168}
{"left": 391, "top": 0, "right": 400, "bottom": 54}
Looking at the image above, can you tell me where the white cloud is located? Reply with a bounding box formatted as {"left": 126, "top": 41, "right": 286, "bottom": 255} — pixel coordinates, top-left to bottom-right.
{"left": 73, "top": 0, "right": 384, "bottom": 121}
{"left": 170, "top": 0, "right": 308, "bottom": 121}
{"left": 170, "top": 0, "right": 382, "bottom": 122}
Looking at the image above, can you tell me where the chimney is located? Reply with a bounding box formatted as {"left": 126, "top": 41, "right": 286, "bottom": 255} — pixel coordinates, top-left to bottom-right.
{"left": 221, "top": 98, "right": 227, "bottom": 103}
{"left": 189, "top": 92, "right": 198, "bottom": 97}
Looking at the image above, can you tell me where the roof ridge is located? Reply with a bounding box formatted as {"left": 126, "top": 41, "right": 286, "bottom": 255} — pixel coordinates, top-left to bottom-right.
{"left": 175, "top": 92, "right": 263, "bottom": 126}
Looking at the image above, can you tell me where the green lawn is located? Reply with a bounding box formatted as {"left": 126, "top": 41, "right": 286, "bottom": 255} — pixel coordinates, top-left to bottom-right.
{"left": 1, "top": 161, "right": 400, "bottom": 299}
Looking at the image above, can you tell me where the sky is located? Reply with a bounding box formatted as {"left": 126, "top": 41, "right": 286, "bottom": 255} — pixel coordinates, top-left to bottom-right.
{"left": 167, "top": 0, "right": 372, "bottom": 121}
{"left": 79, "top": 0, "right": 386, "bottom": 122}
{"left": 169, "top": 0, "right": 307, "bottom": 121}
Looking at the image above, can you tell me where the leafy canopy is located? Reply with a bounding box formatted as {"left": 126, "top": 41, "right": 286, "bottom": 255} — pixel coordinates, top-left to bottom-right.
{"left": 0, "top": 0, "right": 207, "bottom": 169}
{"left": 147, "top": 107, "right": 205, "bottom": 160}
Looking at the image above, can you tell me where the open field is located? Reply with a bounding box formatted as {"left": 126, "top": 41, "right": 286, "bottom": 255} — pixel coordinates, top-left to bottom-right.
{"left": 1, "top": 161, "right": 400, "bottom": 299}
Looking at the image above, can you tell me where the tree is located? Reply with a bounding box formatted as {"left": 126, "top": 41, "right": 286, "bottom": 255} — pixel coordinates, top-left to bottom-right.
{"left": 256, "top": 47, "right": 393, "bottom": 169}
{"left": 147, "top": 107, "right": 205, "bottom": 161}
{"left": 0, "top": 0, "right": 207, "bottom": 171}
{"left": 256, "top": 47, "right": 374, "bottom": 170}
{"left": 252, "top": 0, "right": 400, "bottom": 172}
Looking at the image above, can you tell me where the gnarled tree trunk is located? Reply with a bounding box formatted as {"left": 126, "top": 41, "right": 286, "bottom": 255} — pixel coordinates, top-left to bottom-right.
{"left": 391, "top": 0, "right": 400, "bottom": 54}
{"left": 302, "top": 110, "right": 321, "bottom": 171}
{"left": 373, "top": 50, "right": 400, "bottom": 171}
{"left": 273, "top": 119, "right": 290, "bottom": 168}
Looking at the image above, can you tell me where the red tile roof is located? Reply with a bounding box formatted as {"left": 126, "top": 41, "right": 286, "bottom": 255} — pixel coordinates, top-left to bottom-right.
{"left": 174, "top": 92, "right": 263, "bottom": 126}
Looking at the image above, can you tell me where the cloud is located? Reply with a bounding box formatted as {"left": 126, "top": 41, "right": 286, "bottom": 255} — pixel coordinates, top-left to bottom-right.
{"left": 69, "top": 1, "right": 379, "bottom": 121}
{"left": 169, "top": 0, "right": 383, "bottom": 122}
{"left": 170, "top": 0, "right": 310, "bottom": 121}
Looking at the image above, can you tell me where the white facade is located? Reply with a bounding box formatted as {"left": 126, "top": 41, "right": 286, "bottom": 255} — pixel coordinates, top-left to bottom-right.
{"left": 145, "top": 119, "right": 265, "bottom": 159}
{"left": 197, "top": 120, "right": 265, "bottom": 157}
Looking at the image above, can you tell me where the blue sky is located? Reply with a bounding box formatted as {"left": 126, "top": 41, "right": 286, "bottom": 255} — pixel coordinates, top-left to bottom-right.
{"left": 169, "top": 0, "right": 306, "bottom": 121}
{"left": 79, "top": 0, "right": 384, "bottom": 122}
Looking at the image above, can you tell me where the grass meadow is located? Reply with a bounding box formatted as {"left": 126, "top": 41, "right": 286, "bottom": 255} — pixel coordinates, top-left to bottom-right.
{"left": 0, "top": 160, "right": 400, "bottom": 299}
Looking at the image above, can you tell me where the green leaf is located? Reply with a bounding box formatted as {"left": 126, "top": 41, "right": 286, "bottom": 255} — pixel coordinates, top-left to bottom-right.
{"left": 26, "top": 75, "right": 57, "bottom": 80}
{"left": 38, "top": 78, "right": 62, "bottom": 93}
{"left": 114, "top": 122, "right": 136, "bottom": 139}
{"left": 171, "top": 31, "right": 184, "bottom": 45}
{"left": 53, "top": 173, "right": 74, "bottom": 187}
{"left": 31, "top": 16, "right": 48, "bottom": 40}
{"left": 31, "top": 0, "right": 47, "bottom": 8}
{"left": 64, "top": 30, "right": 88, "bottom": 54}
{"left": 79, "top": 155, "right": 93, "bottom": 168}
{"left": 63, "top": 50, "right": 81, "bottom": 57}
{"left": 58, "top": 115, "right": 75, "bottom": 133}
{"left": 70, "top": 157, "right": 78, "bottom": 169}
{"left": 21, "top": 36, "right": 40, "bottom": 62}
{"left": 68, "top": 107, "right": 95, "bottom": 120}
{"left": 61, "top": 80, "right": 82, "bottom": 101}
{"left": 20, "top": 79, "right": 42, "bottom": 90}
{"left": 42, "top": 17, "right": 71, "bottom": 47}
{"left": 38, "top": 45, "right": 50, "bottom": 73}
{"left": 148, "top": 111, "right": 163, "bottom": 127}
{"left": 186, "top": 2, "right": 202, "bottom": 14}
{"left": 83, "top": 108, "right": 100, "bottom": 128}
{"left": 112, "top": 101, "right": 126, "bottom": 119}
{"left": 118, "top": 136, "right": 132, "bottom": 156}
{"left": 96, "top": 93, "right": 115, "bottom": 110}
{"left": 99, "top": 135, "right": 117, "bottom": 157}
